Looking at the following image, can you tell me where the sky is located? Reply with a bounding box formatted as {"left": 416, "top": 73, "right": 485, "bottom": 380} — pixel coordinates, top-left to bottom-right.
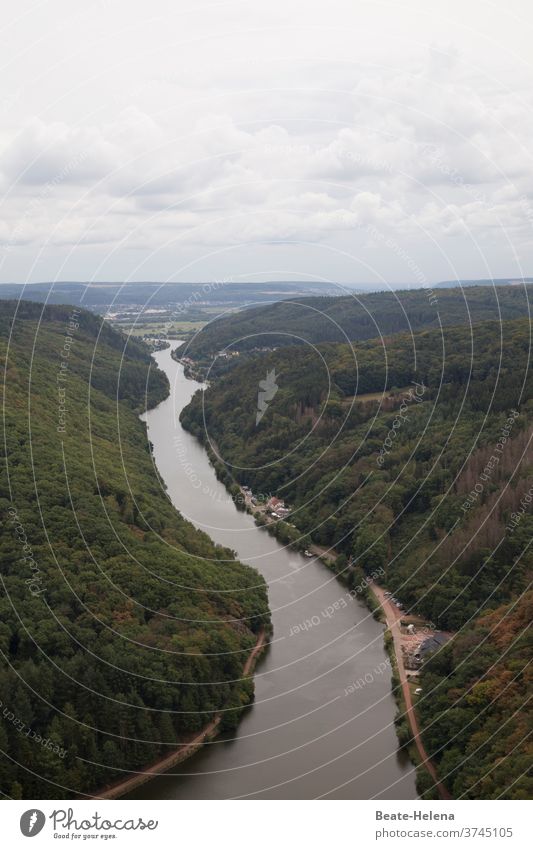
{"left": 1, "top": 0, "right": 533, "bottom": 286}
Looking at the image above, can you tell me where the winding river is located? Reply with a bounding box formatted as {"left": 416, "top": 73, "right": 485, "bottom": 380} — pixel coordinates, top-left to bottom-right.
{"left": 129, "top": 343, "right": 417, "bottom": 800}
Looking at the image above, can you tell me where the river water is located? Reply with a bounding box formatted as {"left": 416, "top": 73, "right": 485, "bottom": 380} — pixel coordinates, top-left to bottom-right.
{"left": 129, "top": 343, "right": 417, "bottom": 800}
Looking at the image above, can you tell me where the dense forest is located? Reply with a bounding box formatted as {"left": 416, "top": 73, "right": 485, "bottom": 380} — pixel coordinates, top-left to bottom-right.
{"left": 419, "top": 592, "right": 532, "bottom": 799}
{"left": 181, "top": 315, "right": 533, "bottom": 798}
{"left": 0, "top": 300, "right": 269, "bottom": 799}
{"left": 180, "top": 284, "right": 533, "bottom": 366}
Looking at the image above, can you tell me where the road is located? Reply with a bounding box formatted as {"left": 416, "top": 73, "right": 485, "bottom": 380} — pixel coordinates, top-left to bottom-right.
{"left": 370, "top": 585, "right": 452, "bottom": 800}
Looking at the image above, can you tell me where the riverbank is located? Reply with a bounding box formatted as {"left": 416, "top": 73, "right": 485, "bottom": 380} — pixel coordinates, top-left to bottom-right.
{"left": 232, "top": 484, "right": 451, "bottom": 798}
{"left": 291, "top": 546, "right": 449, "bottom": 793}
{"left": 257, "top": 505, "right": 450, "bottom": 796}
{"left": 93, "top": 628, "right": 267, "bottom": 800}
{"left": 130, "top": 343, "right": 415, "bottom": 799}
{"left": 370, "top": 587, "right": 452, "bottom": 800}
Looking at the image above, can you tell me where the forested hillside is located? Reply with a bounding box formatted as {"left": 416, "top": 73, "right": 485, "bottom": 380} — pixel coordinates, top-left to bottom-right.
{"left": 0, "top": 301, "right": 268, "bottom": 799}
{"left": 180, "top": 284, "right": 533, "bottom": 365}
{"left": 181, "top": 316, "right": 532, "bottom": 798}
{"left": 419, "top": 593, "right": 532, "bottom": 799}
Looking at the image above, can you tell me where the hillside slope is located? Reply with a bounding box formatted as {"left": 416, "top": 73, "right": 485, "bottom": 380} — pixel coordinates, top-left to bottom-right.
{"left": 181, "top": 316, "right": 533, "bottom": 798}
{"left": 0, "top": 301, "right": 268, "bottom": 799}
{"left": 419, "top": 592, "right": 532, "bottom": 799}
{"left": 180, "top": 284, "right": 533, "bottom": 366}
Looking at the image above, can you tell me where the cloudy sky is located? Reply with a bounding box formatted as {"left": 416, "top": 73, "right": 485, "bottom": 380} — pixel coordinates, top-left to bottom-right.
{"left": 1, "top": 0, "right": 533, "bottom": 286}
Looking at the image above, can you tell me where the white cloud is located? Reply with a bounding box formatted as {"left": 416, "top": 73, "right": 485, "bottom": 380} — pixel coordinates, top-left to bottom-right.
{"left": 1, "top": 0, "right": 533, "bottom": 282}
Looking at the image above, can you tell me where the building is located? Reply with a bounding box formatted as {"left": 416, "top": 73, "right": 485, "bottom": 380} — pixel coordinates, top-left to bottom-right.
{"left": 418, "top": 632, "right": 450, "bottom": 659}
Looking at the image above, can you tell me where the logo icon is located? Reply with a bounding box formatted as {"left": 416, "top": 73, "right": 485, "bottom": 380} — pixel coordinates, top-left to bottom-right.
{"left": 256, "top": 369, "right": 279, "bottom": 425}
{"left": 20, "top": 810, "right": 46, "bottom": 837}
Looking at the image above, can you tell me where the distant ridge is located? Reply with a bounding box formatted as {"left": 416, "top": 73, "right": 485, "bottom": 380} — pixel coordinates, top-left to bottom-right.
{"left": 179, "top": 283, "right": 533, "bottom": 362}
{"left": 0, "top": 276, "right": 532, "bottom": 310}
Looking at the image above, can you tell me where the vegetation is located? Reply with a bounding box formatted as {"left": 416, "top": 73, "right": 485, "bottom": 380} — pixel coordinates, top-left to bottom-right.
{"left": 419, "top": 593, "right": 532, "bottom": 799}
{"left": 0, "top": 300, "right": 269, "bottom": 799}
{"left": 179, "top": 284, "right": 533, "bottom": 366}
{"left": 181, "top": 315, "right": 533, "bottom": 798}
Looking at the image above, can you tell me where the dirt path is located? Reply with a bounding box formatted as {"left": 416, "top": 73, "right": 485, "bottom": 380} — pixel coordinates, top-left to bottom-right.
{"left": 370, "top": 585, "right": 451, "bottom": 800}
{"left": 93, "top": 628, "right": 267, "bottom": 800}
{"left": 243, "top": 627, "right": 267, "bottom": 675}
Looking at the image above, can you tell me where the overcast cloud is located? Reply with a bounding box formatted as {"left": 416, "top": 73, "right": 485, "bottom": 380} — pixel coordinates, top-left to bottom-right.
{"left": 1, "top": 0, "right": 533, "bottom": 285}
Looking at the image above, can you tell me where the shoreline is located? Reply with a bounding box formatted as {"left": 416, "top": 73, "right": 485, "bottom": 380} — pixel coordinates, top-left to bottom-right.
{"left": 370, "top": 585, "right": 452, "bottom": 801}
{"left": 179, "top": 354, "right": 447, "bottom": 797}
{"left": 232, "top": 482, "right": 451, "bottom": 798}
{"left": 263, "top": 512, "right": 450, "bottom": 797}
{"left": 91, "top": 631, "right": 267, "bottom": 800}
{"left": 257, "top": 501, "right": 450, "bottom": 797}
{"left": 88, "top": 342, "right": 269, "bottom": 801}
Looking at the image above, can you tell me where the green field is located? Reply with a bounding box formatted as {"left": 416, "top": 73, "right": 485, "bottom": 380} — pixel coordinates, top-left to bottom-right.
{"left": 120, "top": 320, "right": 207, "bottom": 337}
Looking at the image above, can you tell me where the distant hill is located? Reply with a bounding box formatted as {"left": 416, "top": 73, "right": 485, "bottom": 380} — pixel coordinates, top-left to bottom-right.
{"left": 0, "top": 280, "right": 343, "bottom": 312}
{"left": 179, "top": 284, "right": 533, "bottom": 362}
{"left": 436, "top": 277, "right": 533, "bottom": 288}
{"left": 1, "top": 278, "right": 531, "bottom": 313}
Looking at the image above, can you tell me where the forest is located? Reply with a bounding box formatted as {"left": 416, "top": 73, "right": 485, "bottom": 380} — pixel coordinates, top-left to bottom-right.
{"left": 180, "top": 283, "right": 533, "bottom": 365}
{"left": 419, "top": 592, "right": 532, "bottom": 799}
{"left": 181, "top": 314, "right": 533, "bottom": 798}
{"left": 0, "top": 300, "right": 269, "bottom": 799}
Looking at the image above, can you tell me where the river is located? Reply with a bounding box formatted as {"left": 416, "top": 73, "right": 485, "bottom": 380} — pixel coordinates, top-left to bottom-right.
{"left": 128, "top": 343, "right": 417, "bottom": 800}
